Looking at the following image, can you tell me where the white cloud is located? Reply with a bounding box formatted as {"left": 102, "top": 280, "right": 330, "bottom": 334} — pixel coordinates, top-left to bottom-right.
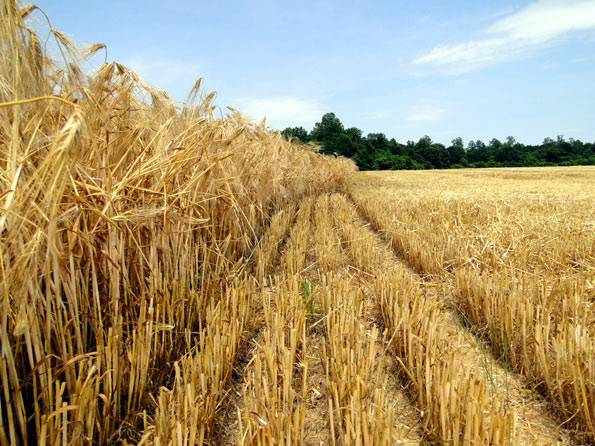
{"left": 412, "top": 0, "right": 595, "bottom": 74}
{"left": 488, "top": 7, "right": 519, "bottom": 20}
{"left": 407, "top": 105, "right": 447, "bottom": 122}
{"left": 232, "top": 96, "right": 324, "bottom": 130}
{"left": 124, "top": 55, "right": 203, "bottom": 100}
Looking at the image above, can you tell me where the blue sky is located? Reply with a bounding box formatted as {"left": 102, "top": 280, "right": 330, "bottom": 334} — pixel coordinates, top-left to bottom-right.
{"left": 32, "top": 0, "right": 595, "bottom": 145}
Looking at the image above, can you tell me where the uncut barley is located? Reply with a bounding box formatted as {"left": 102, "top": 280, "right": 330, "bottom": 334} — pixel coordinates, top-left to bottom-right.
{"left": 0, "top": 3, "right": 355, "bottom": 443}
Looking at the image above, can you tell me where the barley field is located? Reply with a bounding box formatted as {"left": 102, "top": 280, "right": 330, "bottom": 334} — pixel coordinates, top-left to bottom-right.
{"left": 2, "top": 2, "right": 595, "bottom": 445}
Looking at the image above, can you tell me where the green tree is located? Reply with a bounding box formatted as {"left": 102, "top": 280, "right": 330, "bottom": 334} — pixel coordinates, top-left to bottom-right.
{"left": 496, "top": 136, "right": 522, "bottom": 164}
{"left": 290, "top": 112, "right": 595, "bottom": 170}
{"left": 335, "top": 133, "right": 359, "bottom": 158}
{"left": 425, "top": 143, "right": 451, "bottom": 169}
{"left": 489, "top": 138, "right": 503, "bottom": 152}
{"left": 367, "top": 133, "right": 390, "bottom": 151}
{"left": 281, "top": 126, "right": 310, "bottom": 143}
{"left": 542, "top": 137, "right": 565, "bottom": 163}
{"left": 467, "top": 139, "right": 488, "bottom": 163}
{"left": 345, "top": 127, "right": 363, "bottom": 142}
{"left": 353, "top": 146, "right": 375, "bottom": 170}
{"left": 311, "top": 113, "right": 344, "bottom": 150}
{"left": 448, "top": 137, "right": 466, "bottom": 165}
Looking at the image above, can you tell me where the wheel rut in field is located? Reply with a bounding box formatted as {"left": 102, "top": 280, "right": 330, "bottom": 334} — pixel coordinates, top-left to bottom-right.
{"left": 307, "top": 194, "right": 424, "bottom": 445}
{"left": 214, "top": 201, "right": 302, "bottom": 445}
{"left": 342, "top": 192, "right": 579, "bottom": 446}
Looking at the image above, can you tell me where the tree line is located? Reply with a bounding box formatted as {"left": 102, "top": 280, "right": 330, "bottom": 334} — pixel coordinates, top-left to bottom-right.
{"left": 281, "top": 112, "right": 595, "bottom": 170}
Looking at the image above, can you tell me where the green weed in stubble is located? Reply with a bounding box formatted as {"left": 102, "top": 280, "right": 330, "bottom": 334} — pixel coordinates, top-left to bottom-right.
{"left": 300, "top": 278, "right": 317, "bottom": 321}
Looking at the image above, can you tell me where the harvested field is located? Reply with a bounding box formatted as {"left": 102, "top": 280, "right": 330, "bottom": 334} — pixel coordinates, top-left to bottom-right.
{"left": 351, "top": 167, "right": 595, "bottom": 444}
{"left": 2, "top": 2, "right": 595, "bottom": 445}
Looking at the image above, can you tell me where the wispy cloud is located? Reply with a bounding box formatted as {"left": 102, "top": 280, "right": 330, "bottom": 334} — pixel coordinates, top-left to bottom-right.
{"left": 233, "top": 96, "right": 324, "bottom": 129}
{"left": 407, "top": 105, "right": 447, "bottom": 122}
{"left": 488, "top": 7, "right": 520, "bottom": 20}
{"left": 412, "top": 0, "right": 595, "bottom": 74}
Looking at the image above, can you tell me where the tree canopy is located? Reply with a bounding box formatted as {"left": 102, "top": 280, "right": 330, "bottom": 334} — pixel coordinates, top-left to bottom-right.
{"left": 282, "top": 113, "right": 595, "bottom": 170}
